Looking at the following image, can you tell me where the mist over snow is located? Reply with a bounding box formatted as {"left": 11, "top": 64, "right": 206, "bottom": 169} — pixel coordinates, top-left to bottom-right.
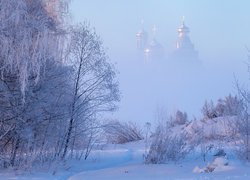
{"left": 1, "top": 1, "right": 250, "bottom": 179}
{"left": 70, "top": 0, "right": 250, "bottom": 124}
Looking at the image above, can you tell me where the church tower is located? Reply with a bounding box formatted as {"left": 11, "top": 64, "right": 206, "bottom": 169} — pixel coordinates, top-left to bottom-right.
{"left": 136, "top": 20, "right": 148, "bottom": 50}
{"left": 171, "top": 17, "right": 198, "bottom": 61}
{"left": 144, "top": 25, "right": 164, "bottom": 60}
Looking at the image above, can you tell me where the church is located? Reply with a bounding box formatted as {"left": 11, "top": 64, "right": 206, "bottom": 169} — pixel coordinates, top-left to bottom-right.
{"left": 136, "top": 18, "right": 199, "bottom": 62}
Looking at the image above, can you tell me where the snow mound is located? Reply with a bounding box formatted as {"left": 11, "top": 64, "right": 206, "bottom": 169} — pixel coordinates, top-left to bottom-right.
{"left": 193, "top": 157, "right": 233, "bottom": 173}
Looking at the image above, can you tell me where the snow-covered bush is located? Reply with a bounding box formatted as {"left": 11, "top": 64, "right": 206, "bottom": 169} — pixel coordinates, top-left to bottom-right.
{"left": 227, "top": 81, "right": 250, "bottom": 162}
{"left": 104, "top": 120, "right": 143, "bottom": 144}
{"left": 233, "top": 99, "right": 250, "bottom": 161}
{"left": 145, "top": 124, "right": 190, "bottom": 164}
{"left": 202, "top": 100, "right": 217, "bottom": 119}
{"left": 202, "top": 95, "right": 243, "bottom": 119}
{"left": 169, "top": 110, "right": 188, "bottom": 127}
{"left": 215, "top": 94, "right": 243, "bottom": 117}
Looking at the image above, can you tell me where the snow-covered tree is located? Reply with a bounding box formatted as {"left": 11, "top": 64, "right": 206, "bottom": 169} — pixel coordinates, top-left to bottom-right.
{"left": 61, "top": 23, "right": 120, "bottom": 159}
{"left": 0, "top": 0, "right": 119, "bottom": 167}
{"left": 0, "top": 0, "right": 70, "bottom": 167}
{"left": 0, "top": 0, "right": 66, "bottom": 97}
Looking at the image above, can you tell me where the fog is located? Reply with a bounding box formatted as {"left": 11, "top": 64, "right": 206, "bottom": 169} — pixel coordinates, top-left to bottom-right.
{"left": 70, "top": 0, "right": 250, "bottom": 124}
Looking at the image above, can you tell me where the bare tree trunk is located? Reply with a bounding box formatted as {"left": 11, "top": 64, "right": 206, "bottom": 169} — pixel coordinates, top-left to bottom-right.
{"left": 62, "top": 117, "right": 74, "bottom": 159}
{"left": 62, "top": 57, "right": 83, "bottom": 159}
{"left": 84, "top": 130, "right": 94, "bottom": 160}
{"left": 247, "top": 115, "right": 249, "bottom": 161}
{"left": 70, "top": 127, "right": 77, "bottom": 158}
{"left": 10, "top": 138, "right": 20, "bottom": 167}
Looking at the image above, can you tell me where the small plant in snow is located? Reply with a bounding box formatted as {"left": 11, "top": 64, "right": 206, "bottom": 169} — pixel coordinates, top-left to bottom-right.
{"left": 144, "top": 122, "right": 151, "bottom": 156}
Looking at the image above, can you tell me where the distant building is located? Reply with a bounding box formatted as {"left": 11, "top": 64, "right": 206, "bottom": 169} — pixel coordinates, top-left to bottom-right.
{"left": 140, "top": 25, "right": 164, "bottom": 60}
{"left": 171, "top": 18, "right": 198, "bottom": 61}
{"left": 136, "top": 24, "right": 148, "bottom": 50}
{"left": 144, "top": 37, "right": 164, "bottom": 60}
{"left": 136, "top": 18, "right": 199, "bottom": 62}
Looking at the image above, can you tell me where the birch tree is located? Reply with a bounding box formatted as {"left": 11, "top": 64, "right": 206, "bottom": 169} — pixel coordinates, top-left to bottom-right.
{"left": 0, "top": 0, "right": 70, "bottom": 167}
{"left": 62, "top": 23, "right": 120, "bottom": 159}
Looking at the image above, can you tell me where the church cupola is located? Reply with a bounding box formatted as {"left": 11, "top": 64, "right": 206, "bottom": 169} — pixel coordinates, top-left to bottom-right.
{"left": 176, "top": 17, "right": 194, "bottom": 50}
{"left": 136, "top": 20, "right": 148, "bottom": 50}
{"left": 177, "top": 20, "right": 190, "bottom": 38}
{"left": 170, "top": 17, "right": 198, "bottom": 61}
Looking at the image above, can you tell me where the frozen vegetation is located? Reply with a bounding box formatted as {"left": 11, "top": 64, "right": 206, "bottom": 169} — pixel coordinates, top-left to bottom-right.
{"left": 1, "top": 94, "right": 250, "bottom": 179}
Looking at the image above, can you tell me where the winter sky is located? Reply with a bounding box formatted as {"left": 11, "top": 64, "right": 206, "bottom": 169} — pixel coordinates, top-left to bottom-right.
{"left": 70, "top": 0, "right": 250, "bottom": 124}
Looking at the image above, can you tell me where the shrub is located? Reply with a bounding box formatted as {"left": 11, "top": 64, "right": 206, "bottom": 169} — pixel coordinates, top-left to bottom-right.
{"left": 104, "top": 120, "right": 143, "bottom": 144}
{"left": 145, "top": 124, "right": 190, "bottom": 164}
{"left": 169, "top": 110, "right": 188, "bottom": 127}
{"left": 202, "top": 95, "right": 243, "bottom": 119}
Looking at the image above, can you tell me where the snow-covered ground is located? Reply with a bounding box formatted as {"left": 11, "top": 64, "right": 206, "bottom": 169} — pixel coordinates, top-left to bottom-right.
{"left": 1, "top": 139, "right": 250, "bottom": 180}
{"left": 0, "top": 116, "right": 249, "bottom": 180}
{"left": 68, "top": 141, "right": 250, "bottom": 180}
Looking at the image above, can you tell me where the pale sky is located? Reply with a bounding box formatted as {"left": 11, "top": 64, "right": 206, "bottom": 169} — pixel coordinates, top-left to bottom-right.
{"left": 70, "top": 1, "right": 250, "bottom": 124}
